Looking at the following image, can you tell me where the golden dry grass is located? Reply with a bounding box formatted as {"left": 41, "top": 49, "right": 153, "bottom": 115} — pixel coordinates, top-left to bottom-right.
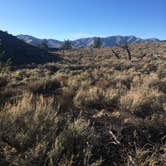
{"left": 0, "top": 42, "right": 166, "bottom": 165}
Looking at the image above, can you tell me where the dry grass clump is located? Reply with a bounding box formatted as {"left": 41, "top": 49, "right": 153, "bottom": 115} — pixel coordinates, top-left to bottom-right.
{"left": 113, "top": 72, "right": 133, "bottom": 89}
{"left": 0, "top": 94, "right": 101, "bottom": 166}
{"left": 126, "top": 146, "right": 165, "bottom": 166}
{"left": 74, "top": 86, "right": 119, "bottom": 110}
{"left": 0, "top": 87, "right": 22, "bottom": 107}
{"left": 74, "top": 86, "right": 103, "bottom": 109}
{"left": 120, "top": 88, "right": 165, "bottom": 118}
{"left": 0, "top": 76, "right": 8, "bottom": 88}
{"left": 48, "top": 118, "right": 101, "bottom": 166}
{"left": 27, "top": 79, "right": 61, "bottom": 95}
{"left": 145, "top": 75, "right": 166, "bottom": 94}
{"left": 157, "top": 64, "right": 166, "bottom": 79}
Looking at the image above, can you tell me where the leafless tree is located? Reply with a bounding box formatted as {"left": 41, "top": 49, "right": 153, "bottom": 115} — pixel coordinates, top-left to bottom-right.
{"left": 112, "top": 48, "right": 120, "bottom": 59}
{"left": 121, "top": 44, "right": 132, "bottom": 60}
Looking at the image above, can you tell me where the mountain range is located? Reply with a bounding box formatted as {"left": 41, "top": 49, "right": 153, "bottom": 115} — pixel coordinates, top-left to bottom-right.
{"left": 17, "top": 34, "right": 160, "bottom": 48}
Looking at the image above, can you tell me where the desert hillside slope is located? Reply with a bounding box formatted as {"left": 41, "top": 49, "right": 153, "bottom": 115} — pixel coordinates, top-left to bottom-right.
{"left": 0, "top": 30, "right": 61, "bottom": 65}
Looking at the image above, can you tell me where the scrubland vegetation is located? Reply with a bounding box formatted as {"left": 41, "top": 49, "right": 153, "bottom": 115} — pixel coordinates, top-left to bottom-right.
{"left": 0, "top": 42, "right": 166, "bottom": 165}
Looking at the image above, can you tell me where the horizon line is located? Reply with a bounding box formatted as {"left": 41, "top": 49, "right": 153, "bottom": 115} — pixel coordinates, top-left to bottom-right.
{"left": 0, "top": 29, "right": 164, "bottom": 41}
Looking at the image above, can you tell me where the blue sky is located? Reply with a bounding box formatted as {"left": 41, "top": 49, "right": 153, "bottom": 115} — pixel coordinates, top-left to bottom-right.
{"left": 0, "top": 0, "right": 165, "bottom": 40}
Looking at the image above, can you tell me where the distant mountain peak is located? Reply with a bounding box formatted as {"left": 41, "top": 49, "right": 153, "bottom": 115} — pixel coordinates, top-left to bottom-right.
{"left": 17, "top": 34, "right": 160, "bottom": 49}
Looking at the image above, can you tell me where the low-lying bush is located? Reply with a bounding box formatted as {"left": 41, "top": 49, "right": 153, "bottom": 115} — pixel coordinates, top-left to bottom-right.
{"left": 27, "top": 79, "right": 61, "bottom": 95}
{"left": 0, "top": 76, "right": 7, "bottom": 88}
